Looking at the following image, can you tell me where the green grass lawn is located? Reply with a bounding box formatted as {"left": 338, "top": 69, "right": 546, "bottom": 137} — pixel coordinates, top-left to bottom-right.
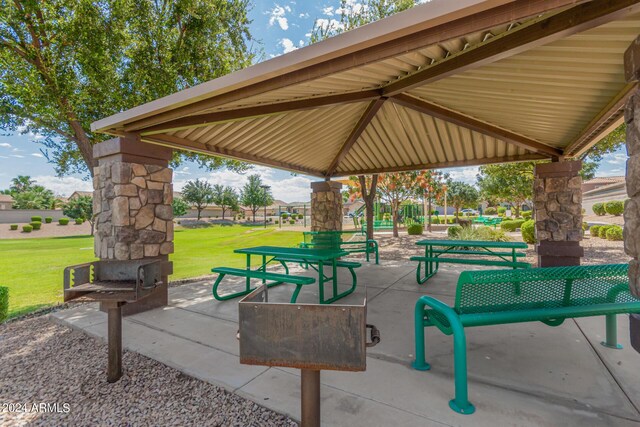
{"left": 0, "top": 225, "right": 302, "bottom": 319}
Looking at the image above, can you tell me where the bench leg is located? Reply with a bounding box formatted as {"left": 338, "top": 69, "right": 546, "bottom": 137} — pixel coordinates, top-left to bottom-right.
{"left": 601, "top": 314, "right": 623, "bottom": 349}
{"left": 412, "top": 300, "right": 431, "bottom": 371}
{"left": 450, "top": 323, "right": 475, "bottom": 415}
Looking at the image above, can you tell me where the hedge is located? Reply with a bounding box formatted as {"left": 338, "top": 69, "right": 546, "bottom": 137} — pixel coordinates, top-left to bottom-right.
{"left": 30, "top": 215, "right": 42, "bottom": 222}
{"left": 45, "top": 217, "right": 53, "bottom": 223}
{"left": 22, "top": 225, "right": 33, "bottom": 232}
{"left": 598, "top": 225, "right": 615, "bottom": 239}
{"left": 289, "top": 219, "right": 295, "bottom": 224}
{"left": 30, "top": 221, "right": 42, "bottom": 230}
{"left": 0, "top": 287, "right": 8, "bottom": 322}
{"left": 497, "top": 207, "right": 507, "bottom": 215}
{"left": 407, "top": 224, "right": 423, "bottom": 235}
{"left": 521, "top": 220, "right": 536, "bottom": 244}
{"left": 605, "top": 225, "right": 623, "bottom": 241}
{"left": 448, "top": 225, "right": 462, "bottom": 238}
{"left": 75, "top": 218, "right": 84, "bottom": 225}
{"left": 604, "top": 200, "right": 624, "bottom": 216}
{"left": 590, "top": 225, "right": 601, "bottom": 237}
{"left": 484, "top": 207, "right": 497, "bottom": 215}
{"left": 59, "top": 218, "right": 70, "bottom": 225}
{"left": 592, "top": 203, "right": 606, "bottom": 216}
{"left": 500, "top": 219, "right": 526, "bottom": 232}
{"left": 9, "top": 224, "right": 17, "bottom": 231}
{"left": 522, "top": 211, "right": 532, "bottom": 219}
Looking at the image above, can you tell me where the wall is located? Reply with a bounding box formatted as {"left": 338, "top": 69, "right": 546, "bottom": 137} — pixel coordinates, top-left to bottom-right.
{"left": 0, "top": 209, "right": 66, "bottom": 224}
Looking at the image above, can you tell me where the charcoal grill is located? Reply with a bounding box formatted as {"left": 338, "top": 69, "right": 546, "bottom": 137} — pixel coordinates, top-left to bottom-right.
{"left": 64, "top": 259, "right": 172, "bottom": 382}
{"left": 238, "top": 285, "right": 379, "bottom": 427}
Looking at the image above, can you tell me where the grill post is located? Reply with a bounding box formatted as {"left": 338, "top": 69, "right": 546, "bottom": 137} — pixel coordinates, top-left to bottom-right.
{"left": 301, "top": 369, "right": 321, "bottom": 427}
{"left": 106, "top": 301, "right": 124, "bottom": 383}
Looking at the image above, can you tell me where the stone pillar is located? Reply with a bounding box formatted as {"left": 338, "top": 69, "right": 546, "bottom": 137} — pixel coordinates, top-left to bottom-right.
{"left": 93, "top": 136, "right": 173, "bottom": 314}
{"left": 310, "top": 181, "right": 343, "bottom": 232}
{"left": 533, "top": 161, "right": 584, "bottom": 267}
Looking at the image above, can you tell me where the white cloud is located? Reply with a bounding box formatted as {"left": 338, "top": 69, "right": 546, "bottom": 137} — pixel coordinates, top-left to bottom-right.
{"left": 268, "top": 4, "right": 290, "bottom": 30}
{"left": 33, "top": 175, "right": 93, "bottom": 196}
{"left": 606, "top": 153, "right": 627, "bottom": 165}
{"left": 322, "top": 6, "right": 334, "bottom": 16}
{"left": 314, "top": 18, "right": 343, "bottom": 33}
{"left": 441, "top": 166, "right": 479, "bottom": 185}
{"left": 174, "top": 166, "right": 191, "bottom": 176}
{"left": 31, "top": 152, "right": 44, "bottom": 158}
{"left": 299, "top": 12, "right": 309, "bottom": 18}
{"left": 280, "top": 38, "right": 298, "bottom": 53}
{"left": 10, "top": 154, "right": 24, "bottom": 158}
{"left": 0, "top": 143, "right": 11, "bottom": 148}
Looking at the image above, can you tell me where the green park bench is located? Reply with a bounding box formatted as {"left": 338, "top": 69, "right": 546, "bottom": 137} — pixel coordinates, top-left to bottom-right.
{"left": 412, "top": 263, "right": 640, "bottom": 415}
{"left": 300, "top": 230, "right": 379, "bottom": 264}
{"left": 211, "top": 267, "right": 315, "bottom": 303}
{"left": 360, "top": 220, "right": 395, "bottom": 232}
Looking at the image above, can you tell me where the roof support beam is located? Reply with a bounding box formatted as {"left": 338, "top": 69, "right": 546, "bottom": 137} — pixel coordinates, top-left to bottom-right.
{"left": 382, "top": 0, "right": 640, "bottom": 96}
{"left": 131, "top": 91, "right": 381, "bottom": 134}
{"left": 336, "top": 153, "right": 548, "bottom": 177}
{"left": 325, "top": 97, "right": 386, "bottom": 177}
{"left": 390, "top": 94, "right": 563, "bottom": 158}
{"left": 112, "top": 0, "right": 582, "bottom": 133}
{"left": 563, "top": 83, "right": 637, "bottom": 157}
{"left": 141, "top": 134, "right": 325, "bottom": 178}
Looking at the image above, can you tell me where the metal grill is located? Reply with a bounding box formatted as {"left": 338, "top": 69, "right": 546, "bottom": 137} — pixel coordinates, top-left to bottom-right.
{"left": 455, "top": 264, "right": 634, "bottom": 315}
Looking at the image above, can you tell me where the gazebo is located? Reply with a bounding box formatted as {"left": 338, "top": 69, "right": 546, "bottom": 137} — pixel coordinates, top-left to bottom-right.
{"left": 87, "top": 0, "right": 639, "bottom": 326}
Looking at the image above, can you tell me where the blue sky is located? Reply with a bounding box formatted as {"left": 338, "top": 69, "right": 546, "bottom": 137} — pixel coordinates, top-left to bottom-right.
{"left": 0, "top": 1, "right": 628, "bottom": 201}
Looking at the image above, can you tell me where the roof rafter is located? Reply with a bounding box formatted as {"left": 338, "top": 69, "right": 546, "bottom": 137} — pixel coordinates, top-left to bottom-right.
{"left": 142, "top": 134, "right": 325, "bottom": 177}
{"left": 335, "top": 153, "right": 548, "bottom": 177}
{"left": 132, "top": 91, "right": 381, "bottom": 134}
{"left": 382, "top": 0, "right": 640, "bottom": 96}
{"left": 389, "top": 94, "right": 563, "bottom": 158}
{"left": 325, "top": 97, "right": 386, "bottom": 177}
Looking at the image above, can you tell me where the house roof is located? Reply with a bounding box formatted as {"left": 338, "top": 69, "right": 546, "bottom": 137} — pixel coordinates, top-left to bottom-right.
{"left": 92, "top": 0, "right": 640, "bottom": 178}
{"left": 583, "top": 176, "right": 626, "bottom": 185}
{"left": 70, "top": 191, "right": 93, "bottom": 198}
{"left": 0, "top": 194, "right": 13, "bottom": 203}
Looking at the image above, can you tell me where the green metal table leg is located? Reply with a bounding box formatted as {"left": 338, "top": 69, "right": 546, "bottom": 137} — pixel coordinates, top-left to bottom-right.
{"left": 245, "top": 254, "right": 251, "bottom": 293}
{"left": 602, "top": 314, "right": 623, "bottom": 349}
{"left": 332, "top": 260, "right": 338, "bottom": 300}
{"left": 318, "top": 260, "right": 325, "bottom": 304}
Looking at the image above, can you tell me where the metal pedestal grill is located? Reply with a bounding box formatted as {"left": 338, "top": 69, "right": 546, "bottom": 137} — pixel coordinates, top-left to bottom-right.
{"left": 63, "top": 260, "right": 171, "bottom": 382}
{"left": 238, "top": 285, "right": 379, "bottom": 427}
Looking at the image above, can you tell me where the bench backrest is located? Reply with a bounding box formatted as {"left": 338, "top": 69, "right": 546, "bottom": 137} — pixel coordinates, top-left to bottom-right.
{"left": 455, "top": 264, "right": 635, "bottom": 315}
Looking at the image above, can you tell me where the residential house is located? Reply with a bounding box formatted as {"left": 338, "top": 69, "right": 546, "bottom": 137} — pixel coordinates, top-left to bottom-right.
{"left": 0, "top": 194, "right": 13, "bottom": 210}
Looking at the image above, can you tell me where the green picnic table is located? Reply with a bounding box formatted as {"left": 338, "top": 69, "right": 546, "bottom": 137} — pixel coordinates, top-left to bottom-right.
{"left": 411, "top": 239, "right": 530, "bottom": 284}
{"left": 212, "top": 246, "right": 360, "bottom": 304}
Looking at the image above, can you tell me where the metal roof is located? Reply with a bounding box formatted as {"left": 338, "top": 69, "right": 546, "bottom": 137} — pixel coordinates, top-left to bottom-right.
{"left": 92, "top": 0, "right": 640, "bottom": 178}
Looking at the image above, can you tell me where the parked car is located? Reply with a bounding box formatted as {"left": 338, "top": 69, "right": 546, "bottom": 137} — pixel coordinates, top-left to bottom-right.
{"left": 461, "top": 209, "right": 479, "bottom": 216}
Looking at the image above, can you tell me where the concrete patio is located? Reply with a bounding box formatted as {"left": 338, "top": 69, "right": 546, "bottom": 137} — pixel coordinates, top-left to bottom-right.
{"left": 52, "top": 261, "right": 640, "bottom": 426}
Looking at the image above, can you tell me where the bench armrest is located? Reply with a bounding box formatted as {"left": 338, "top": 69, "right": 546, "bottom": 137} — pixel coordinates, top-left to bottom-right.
{"left": 415, "top": 295, "right": 464, "bottom": 336}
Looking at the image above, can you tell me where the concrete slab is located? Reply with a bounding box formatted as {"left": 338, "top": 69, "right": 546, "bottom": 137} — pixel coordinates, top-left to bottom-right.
{"left": 389, "top": 266, "right": 458, "bottom": 297}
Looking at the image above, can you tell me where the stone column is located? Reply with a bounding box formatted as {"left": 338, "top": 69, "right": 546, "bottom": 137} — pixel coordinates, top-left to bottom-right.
{"left": 93, "top": 136, "right": 173, "bottom": 314}
{"left": 310, "top": 181, "right": 343, "bottom": 232}
{"left": 624, "top": 36, "right": 640, "bottom": 299}
{"left": 533, "top": 161, "right": 584, "bottom": 267}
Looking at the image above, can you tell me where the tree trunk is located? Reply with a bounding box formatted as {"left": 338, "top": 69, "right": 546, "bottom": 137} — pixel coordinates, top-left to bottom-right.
{"left": 197, "top": 208, "right": 202, "bottom": 221}
{"left": 358, "top": 174, "right": 378, "bottom": 241}
{"left": 221, "top": 207, "right": 226, "bottom": 220}
{"left": 392, "top": 202, "right": 399, "bottom": 238}
{"left": 253, "top": 210, "right": 256, "bottom": 223}
{"left": 427, "top": 196, "right": 432, "bottom": 233}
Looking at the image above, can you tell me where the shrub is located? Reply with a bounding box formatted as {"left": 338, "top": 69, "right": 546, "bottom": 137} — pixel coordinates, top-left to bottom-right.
{"left": 0, "top": 287, "right": 8, "bottom": 322}
{"left": 500, "top": 219, "right": 526, "bottom": 232}
{"left": 30, "top": 215, "right": 42, "bottom": 222}
{"left": 590, "top": 225, "right": 601, "bottom": 237}
{"left": 75, "top": 218, "right": 84, "bottom": 225}
{"left": 484, "top": 207, "right": 497, "bottom": 215}
{"left": 383, "top": 212, "right": 391, "bottom": 221}
{"left": 30, "top": 221, "right": 42, "bottom": 230}
{"left": 592, "top": 203, "right": 606, "bottom": 216}
{"left": 456, "top": 226, "right": 510, "bottom": 242}
{"left": 457, "top": 218, "right": 472, "bottom": 228}
{"left": 497, "top": 207, "right": 507, "bottom": 215}
{"left": 289, "top": 219, "right": 295, "bottom": 224}
{"left": 582, "top": 222, "right": 588, "bottom": 232}
{"left": 280, "top": 212, "right": 289, "bottom": 217}
{"left": 522, "top": 211, "right": 532, "bottom": 219}
{"left": 598, "top": 225, "right": 614, "bottom": 239}
{"left": 9, "top": 224, "right": 18, "bottom": 231}
{"left": 297, "top": 214, "right": 303, "bottom": 220}
{"left": 275, "top": 219, "right": 279, "bottom": 224}
{"left": 45, "top": 217, "right": 53, "bottom": 223}
{"left": 448, "top": 225, "right": 462, "bottom": 238}
{"left": 605, "top": 225, "right": 623, "bottom": 241}
{"left": 521, "top": 220, "right": 536, "bottom": 244}
{"left": 22, "top": 225, "right": 33, "bottom": 232}
{"left": 604, "top": 200, "right": 624, "bottom": 216}
{"left": 407, "top": 224, "right": 423, "bottom": 235}
{"left": 59, "top": 218, "right": 69, "bottom": 225}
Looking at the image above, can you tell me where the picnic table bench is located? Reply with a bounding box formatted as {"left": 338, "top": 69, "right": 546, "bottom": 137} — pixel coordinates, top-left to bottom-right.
{"left": 411, "top": 239, "right": 529, "bottom": 284}
{"left": 412, "top": 264, "right": 640, "bottom": 415}
{"left": 300, "top": 230, "right": 379, "bottom": 264}
{"left": 212, "top": 246, "right": 360, "bottom": 304}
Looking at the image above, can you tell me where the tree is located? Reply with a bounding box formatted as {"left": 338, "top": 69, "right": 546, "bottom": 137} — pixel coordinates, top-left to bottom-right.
{"left": 447, "top": 181, "right": 479, "bottom": 219}
{"left": 347, "top": 175, "right": 378, "bottom": 240}
{"left": 240, "top": 175, "right": 273, "bottom": 223}
{"left": 416, "top": 171, "right": 448, "bottom": 232}
{"left": 7, "top": 175, "right": 55, "bottom": 209}
{"left": 172, "top": 197, "right": 189, "bottom": 218}
{"left": 182, "top": 179, "right": 213, "bottom": 221}
{"left": 0, "top": 0, "right": 254, "bottom": 176}
{"left": 63, "top": 195, "right": 94, "bottom": 234}
{"left": 477, "top": 162, "right": 536, "bottom": 217}
{"left": 212, "top": 184, "right": 239, "bottom": 220}
{"left": 376, "top": 172, "right": 419, "bottom": 237}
